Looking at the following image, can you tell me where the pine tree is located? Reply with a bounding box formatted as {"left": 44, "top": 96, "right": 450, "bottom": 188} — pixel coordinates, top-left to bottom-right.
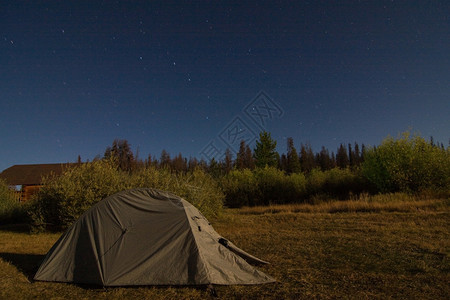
{"left": 253, "top": 131, "right": 278, "bottom": 168}
{"left": 188, "top": 157, "right": 199, "bottom": 171}
{"left": 172, "top": 153, "right": 187, "bottom": 172}
{"left": 361, "top": 144, "right": 366, "bottom": 162}
{"left": 244, "top": 145, "right": 255, "bottom": 169}
{"left": 317, "top": 146, "right": 333, "bottom": 171}
{"left": 286, "top": 137, "right": 301, "bottom": 174}
{"left": 236, "top": 140, "right": 246, "bottom": 170}
{"left": 336, "top": 144, "right": 349, "bottom": 169}
{"left": 224, "top": 149, "right": 233, "bottom": 173}
{"left": 104, "top": 139, "right": 135, "bottom": 172}
{"left": 159, "top": 149, "right": 171, "bottom": 169}
{"left": 353, "top": 143, "right": 361, "bottom": 167}
{"left": 280, "top": 154, "right": 288, "bottom": 172}
{"left": 208, "top": 158, "right": 222, "bottom": 178}
{"left": 348, "top": 143, "right": 355, "bottom": 168}
{"left": 331, "top": 151, "right": 336, "bottom": 168}
{"left": 300, "top": 143, "right": 315, "bottom": 173}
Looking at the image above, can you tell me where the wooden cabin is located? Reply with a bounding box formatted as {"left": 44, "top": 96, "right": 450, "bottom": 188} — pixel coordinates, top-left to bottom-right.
{"left": 0, "top": 163, "right": 76, "bottom": 202}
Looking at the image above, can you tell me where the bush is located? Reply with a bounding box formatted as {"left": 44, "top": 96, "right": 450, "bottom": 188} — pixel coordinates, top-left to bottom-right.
{"left": 221, "top": 167, "right": 308, "bottom": 207}
{"left": 0, "top": 179, "right": 29, "bottom": 224}
{"left": 322, "top": 168, "right": 367, "bottom": 199}
{"left": 31, "top": 160, "right": 223, "bottom": 231}
{"left": 129, "top": 166, "right": 224, "bottom": 218}
{"left": 362, "top": 133, "right": 450, "bottom": 195}
{"left": 221, "top": 169, "right": 258, "bottom": 207}
{"left": 306, "top": 168, "right": 367, "bottom": 201}
{"left": 30, "top": 159, "right": 128, "bottom": 230}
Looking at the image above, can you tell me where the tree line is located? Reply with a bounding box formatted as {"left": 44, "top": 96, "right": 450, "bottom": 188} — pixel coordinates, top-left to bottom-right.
{"left": 96, "top": 132, "right": 369, "bottom": 176}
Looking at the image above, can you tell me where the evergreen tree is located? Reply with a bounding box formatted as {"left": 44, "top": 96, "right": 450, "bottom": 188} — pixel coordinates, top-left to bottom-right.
{"left": 244, "top": 145, "right": 255, "bottom": 169}
{"left": 145, "top": 154, "right": 152, "bottom": 167}
{"left": 348, "top": 143, "right": 355, "bottom": 168}
{"left": 188, "top": 157, "right": 199, "bottom": 171}
{"left": 208, "top": 158, "right": 222, "bottom": 178}
{"left": 280, "top": 153, "right": 288, "bottom": 172}
{"left": 331, "top": 151, "right": 336, "bottom": 168}
{"left": 253, "top": 131, "right": 278, "bottom": 168}
{"left": 198, "top": 158, "right": 208, "bottom": 171}
{"left": 224, "top": 149, "right": 234, "bottom": 173}
{"left": 104, "top": 139, "right": 135, "bottom": 172}
{"left": 286, "top": 137, "right": 301, "bottom": 174}
{"left": 336, "top": 144, "right": 349, "bottom": 168}
{"left": 172, "top": 153, "right": 187, "bottom": 172}
{"left": 236, "top": 140, "right": 246, "bottom": 170}
{"left": 300, "top": 143, "right": 315, "bottom": 173}
{"left": 159, "top": 149, "right": 171, "bottom": 168}
{"left": 353, "top": 143, "right": 361, "bottom": 167}
{"left": 361, "top": 144, "right": 366, "bottom": 162}
{"left": 317, "top": 146, "right": 333, "bottom": 171}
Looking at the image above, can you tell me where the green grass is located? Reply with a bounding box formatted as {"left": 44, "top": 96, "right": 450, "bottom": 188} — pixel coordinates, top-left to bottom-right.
{"left": 0, "top": 197, "right": 449, "bottom": 299}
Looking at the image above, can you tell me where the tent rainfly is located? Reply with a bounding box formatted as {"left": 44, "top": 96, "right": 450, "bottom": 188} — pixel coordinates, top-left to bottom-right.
{"left": 34, "top": 188, "right": 275, "bottom": 286}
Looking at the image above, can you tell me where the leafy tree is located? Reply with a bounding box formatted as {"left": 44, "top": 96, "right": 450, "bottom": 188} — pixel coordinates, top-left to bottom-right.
{"left": 286, "top": 137, "right": 301, "bottom": 174}
{"left": 253, "top": 131, "right": 279, "bottom": 168}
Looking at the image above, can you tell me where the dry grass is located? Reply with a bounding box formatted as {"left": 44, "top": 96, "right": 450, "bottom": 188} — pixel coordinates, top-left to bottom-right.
{"left": 0, "top": 196, "right": 449, "bottom": 299}
{"left": 237, "top": 193, "right": 448, "bottom": 215}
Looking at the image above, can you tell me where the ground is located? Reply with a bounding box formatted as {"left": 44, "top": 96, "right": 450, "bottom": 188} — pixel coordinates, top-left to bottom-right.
{"left": 0, "top": 199, "right": 449, "bottom": 299}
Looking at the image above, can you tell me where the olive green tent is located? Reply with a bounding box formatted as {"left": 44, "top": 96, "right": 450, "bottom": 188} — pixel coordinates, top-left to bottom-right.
{"left": 34, "top": 188, "right": 275, "bottom": 286}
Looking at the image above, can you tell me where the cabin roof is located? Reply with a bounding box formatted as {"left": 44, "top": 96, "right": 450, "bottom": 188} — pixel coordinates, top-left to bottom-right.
{"left": 0, "top": 163, "right": 76, "bottom": 185}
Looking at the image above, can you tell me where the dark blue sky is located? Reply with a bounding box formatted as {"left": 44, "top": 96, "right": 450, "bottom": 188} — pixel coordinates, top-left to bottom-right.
{"left": 1, "top": 1, "right": 449, "bottom": 171}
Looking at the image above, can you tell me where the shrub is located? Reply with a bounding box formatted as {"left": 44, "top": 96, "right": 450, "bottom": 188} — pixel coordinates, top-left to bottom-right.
{"left": 285, "top": 172, "right": 308, "bottom": 203}
{"left": 307, "top": 168, "right": 327, "bottom": 197}
{"left": 31, "top": 160, "right": 223, "bottom": 231}
{"left": 322, "top": 168, "right": 367, "bottom": 199}
{"left": 30, "top": 159, "right": 128, "bottom": 230}
{"left": 0, "top": 179, "right": 29, "bottom": 224}
{"left": 362, "top": 133, "right": 450, "bottom": 195}
{"left": 305, "top": 168, "right": 367, "bottom": 201}
{"left": 221, "top": 169, "right": 258, "bottom": 208}
{"left": 129, "top": 166, "right": 223, "bottom": 218}
{"left": 221, "top": 167, "right": 308, "bottom": 207}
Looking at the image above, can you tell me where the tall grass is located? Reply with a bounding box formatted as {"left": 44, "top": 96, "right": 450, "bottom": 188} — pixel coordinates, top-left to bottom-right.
{"left": 235, "top": 193, "right": 449, "bottom": 215}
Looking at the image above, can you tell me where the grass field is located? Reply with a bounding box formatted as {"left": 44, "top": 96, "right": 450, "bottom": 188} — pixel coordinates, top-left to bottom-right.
{"left": 0, "top": 197, "right": 449, "bottom": 299}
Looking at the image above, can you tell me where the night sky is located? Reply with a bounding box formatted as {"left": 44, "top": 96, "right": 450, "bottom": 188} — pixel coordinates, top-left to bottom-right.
{"left": 1, "top": 1, "right": 449, "bottom": 171}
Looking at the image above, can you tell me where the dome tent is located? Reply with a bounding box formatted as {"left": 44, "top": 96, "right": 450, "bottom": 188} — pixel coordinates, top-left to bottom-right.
{"left": 34, "top": 188, "right": 275, "bottom": 286}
